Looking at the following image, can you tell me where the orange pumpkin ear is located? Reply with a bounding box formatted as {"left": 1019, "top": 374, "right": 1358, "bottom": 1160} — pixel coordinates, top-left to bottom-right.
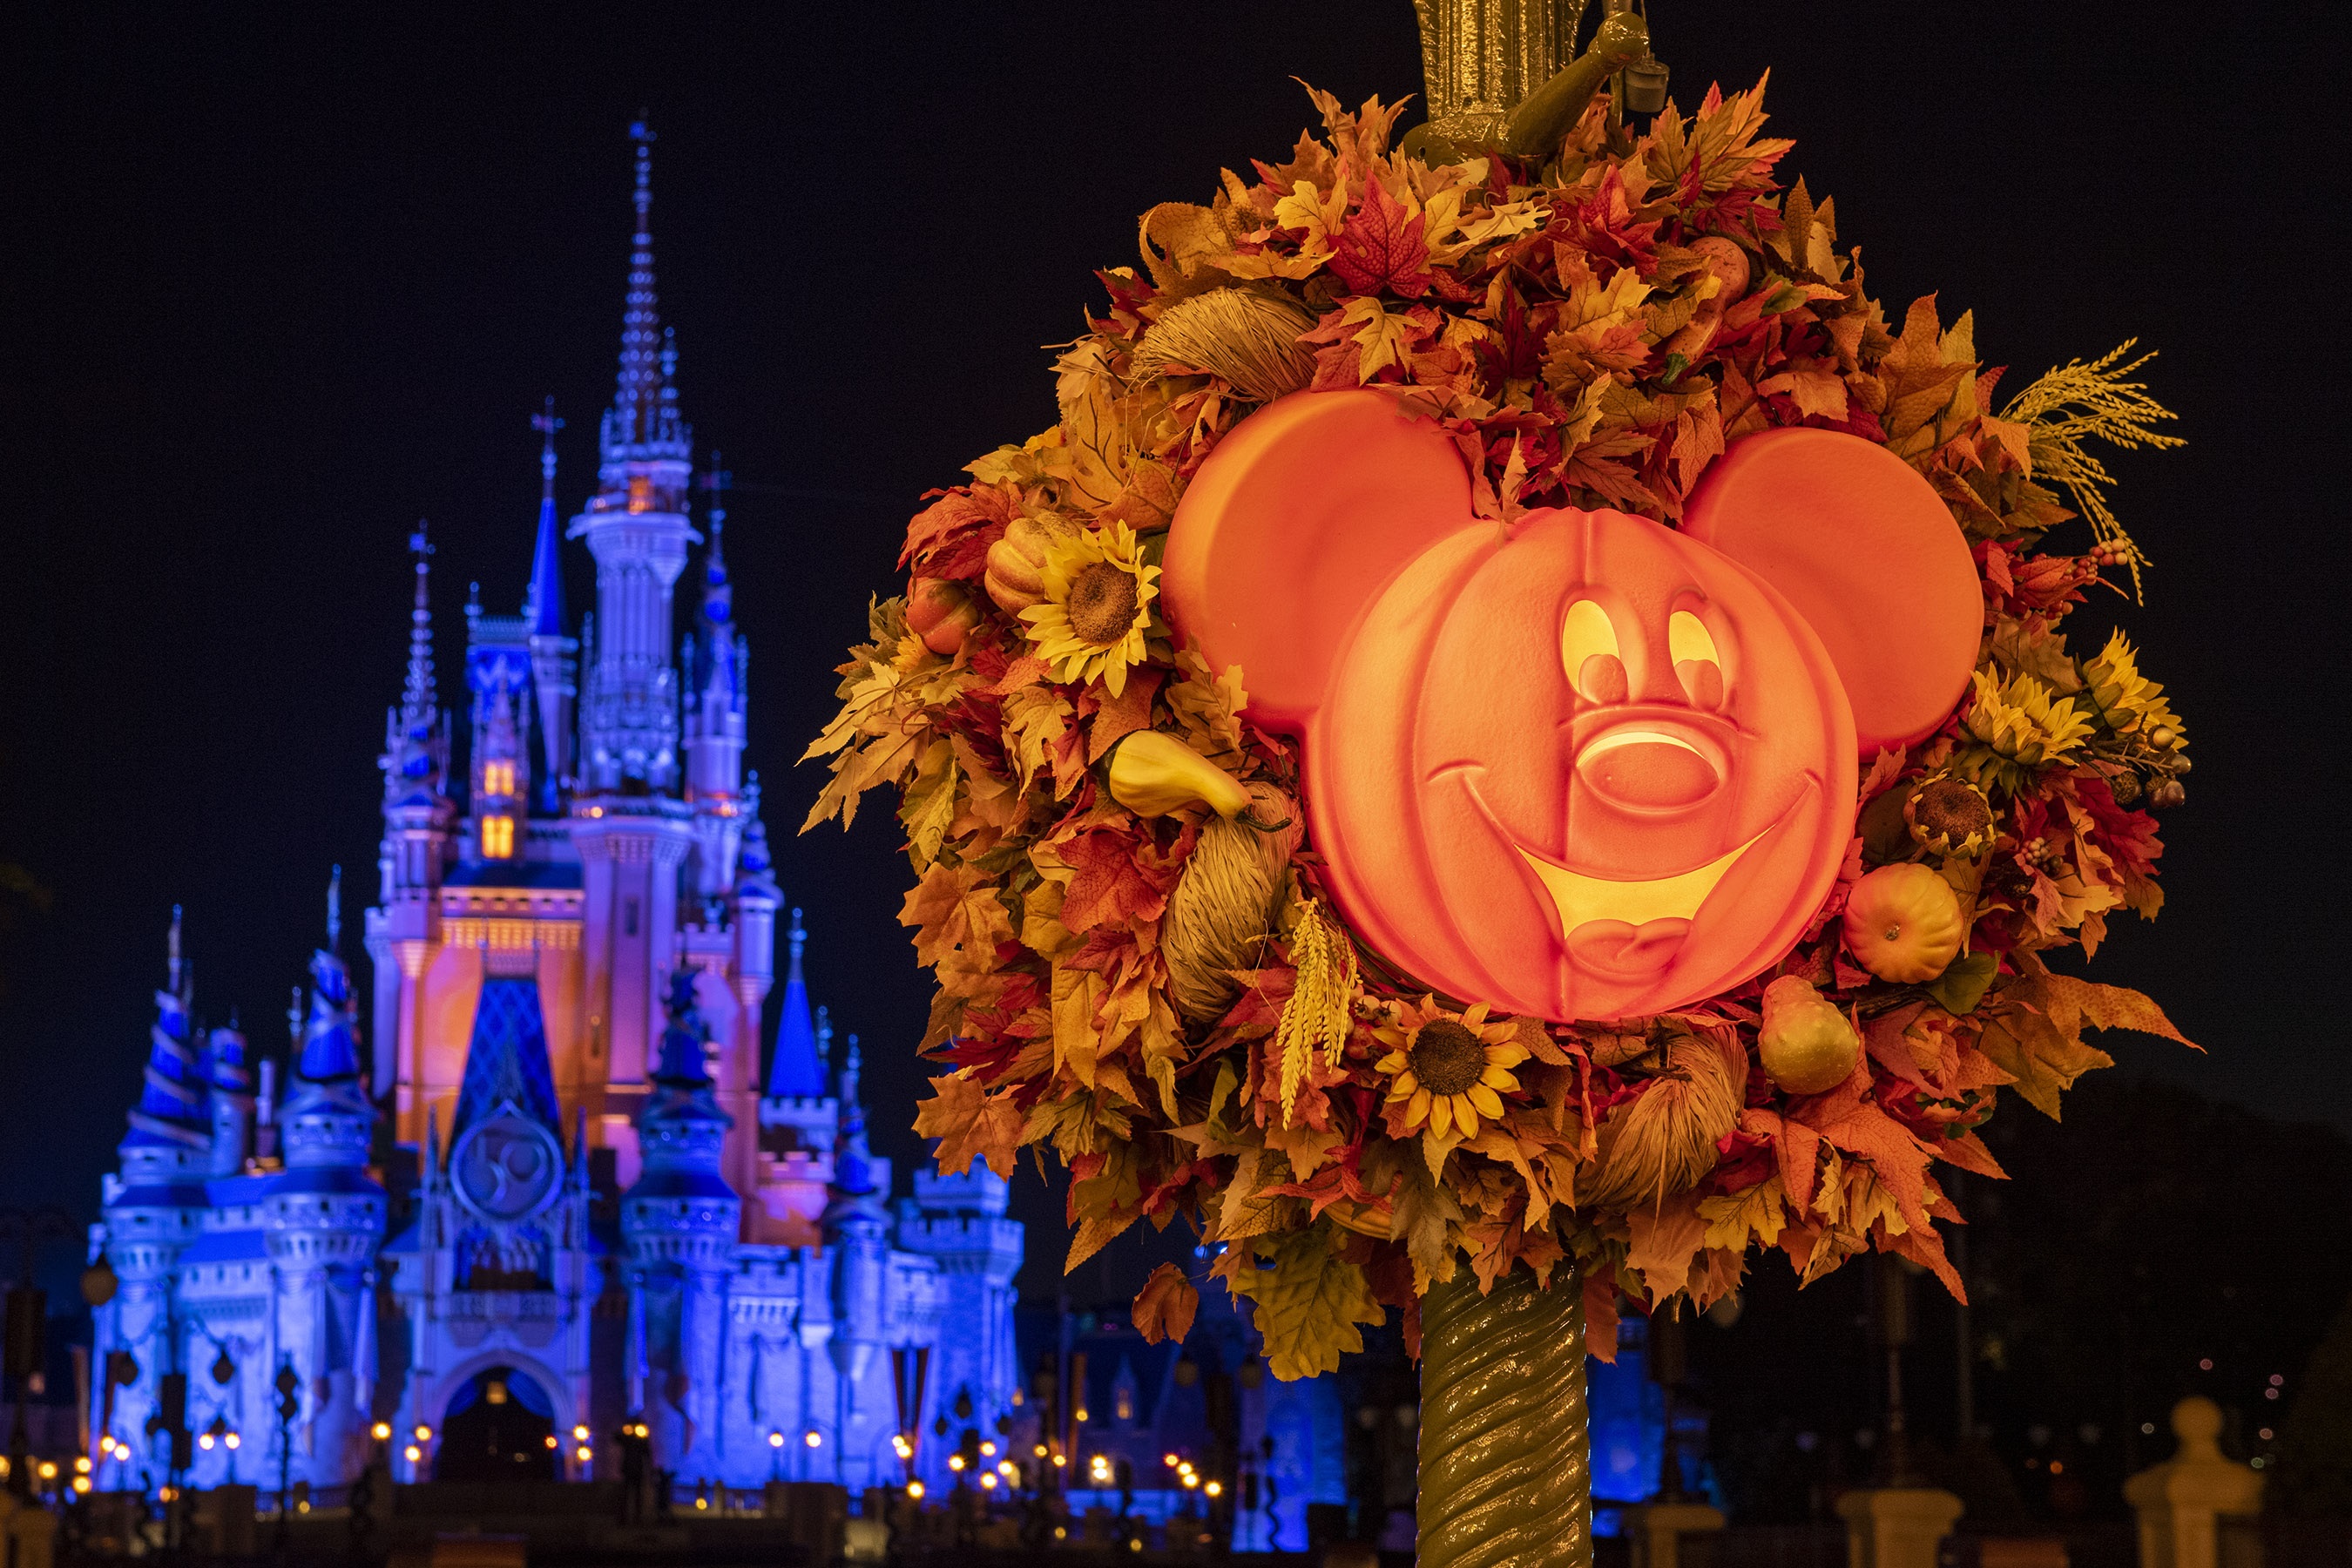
{"left": 1162, "top": 391, "right": 1475, "bottom": 732}
{"left": 1682, "top": 428, "right": 1982, "bottom": 754}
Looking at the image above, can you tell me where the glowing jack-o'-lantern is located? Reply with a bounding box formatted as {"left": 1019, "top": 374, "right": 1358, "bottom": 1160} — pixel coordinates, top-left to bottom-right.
{"left": 1161, "top": 391, "right": 1980, "bottom": 1021}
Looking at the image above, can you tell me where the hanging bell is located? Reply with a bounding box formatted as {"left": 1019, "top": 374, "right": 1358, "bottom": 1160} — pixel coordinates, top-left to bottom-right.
{"left": 1624, "top": 54, "right": 1671, "bottom": 115}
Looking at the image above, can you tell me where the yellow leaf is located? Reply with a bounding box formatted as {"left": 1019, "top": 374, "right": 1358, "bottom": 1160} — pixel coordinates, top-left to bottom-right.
{"left": 1051, "top": 962, "right": 1104, "bottom": 1089}
{"left": 1224, "top": 1226, "right": 1383, "bottom": 1382}
{"left": 1699, "top": 1174, "right": 1788, "bottom": 1252}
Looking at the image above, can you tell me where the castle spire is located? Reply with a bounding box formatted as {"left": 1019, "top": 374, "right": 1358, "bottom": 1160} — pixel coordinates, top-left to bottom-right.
{"left": 123, "top": 907, "right": 212, "bottom": 1152}
{"left": 523, "top": 402, "right": 579, "bottom": 814}
{"left": 381, "top": 524, "right": 451, "bottom": 805}
{"left": 767, "top": 909, "right": 825, "bottom": 1098}
{"left": 526, "top": 400, "right": 566, "bottom": 638}
{"left": 594, "top": 119, "right": 691, "bottom": 501}
{"left": 571, "top": 119, "right": 695, "bottom": 794}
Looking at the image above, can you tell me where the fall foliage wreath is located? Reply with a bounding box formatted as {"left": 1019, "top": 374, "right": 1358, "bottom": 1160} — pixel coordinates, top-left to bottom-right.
{"left": 805, "top": 81, "right": 2193, "bottom": 1380}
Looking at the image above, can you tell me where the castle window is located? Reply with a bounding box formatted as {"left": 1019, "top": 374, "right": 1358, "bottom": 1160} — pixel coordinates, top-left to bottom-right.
{"left": 482, "top": 815, "right": 515, "bottom": 859}
{"left": 482, "top": 760, "right": 516, "bottom": 799}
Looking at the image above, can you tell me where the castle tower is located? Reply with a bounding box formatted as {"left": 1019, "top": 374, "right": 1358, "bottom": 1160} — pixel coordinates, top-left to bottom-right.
{"left": 368, "top": 528, "right": 456, "bottom": 1111}
{"left": 622, "top": 974, "right": 738, "bottom": 1471}
{"left": 682, "top": 461, "right": 747, "bottom": 899}
{"left": 752, "top": 910, "right": 835, "bottom": 1246}
{"left": 203, "top": 1017, "right": 253, "bottom": 1178}
{"left": 262, "top": 904, "right": 389, "bottom": 1490}
{"left": 463, "top": 579, "right": 533, "bottom": 865}
{"left": 525, "top": 400, "right": 578, "bottom": 817}
{"left": 569, "top": 123, "right": 701, "bottom": 1149}
{"left": 94, "top": 910, "right": 213, "bottom": 1488}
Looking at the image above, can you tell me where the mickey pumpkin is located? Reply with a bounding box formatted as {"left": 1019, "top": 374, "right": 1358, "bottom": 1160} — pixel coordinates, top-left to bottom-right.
{"left": 1160, "top": 390, "right": 1983, "bottom": 1022}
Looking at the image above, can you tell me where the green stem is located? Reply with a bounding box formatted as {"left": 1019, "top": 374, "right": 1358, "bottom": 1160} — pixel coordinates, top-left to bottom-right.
{"left": 1418, "top": 1269, "right": 1592, "bottom": 1568}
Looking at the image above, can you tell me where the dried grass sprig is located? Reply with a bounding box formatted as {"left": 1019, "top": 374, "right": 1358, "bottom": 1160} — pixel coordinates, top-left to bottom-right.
{"left": 2002, "top": 340, "right": 2183, "bottom": 598}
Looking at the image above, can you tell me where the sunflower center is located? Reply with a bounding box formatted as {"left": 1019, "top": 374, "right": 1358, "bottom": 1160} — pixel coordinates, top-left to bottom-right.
{"left": 1910, "top": 777, "right": 1992, "bottom": 844}
{"left": 1066, "top": 561, "right": 1141, "bottom": 645}
{"left": 1409, "top": 1019, "right": 1487, "bottom": 1097}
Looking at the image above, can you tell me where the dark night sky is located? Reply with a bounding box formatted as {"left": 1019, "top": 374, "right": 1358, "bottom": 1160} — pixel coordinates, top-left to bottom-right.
{"left": 0, "top": 3, "right": 2339, "bottom": 1291}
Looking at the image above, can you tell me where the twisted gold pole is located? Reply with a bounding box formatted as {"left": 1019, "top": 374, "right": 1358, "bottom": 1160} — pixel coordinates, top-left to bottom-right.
{"left": 1418, "top": 1269, "right": 1592, "bottom": 1568}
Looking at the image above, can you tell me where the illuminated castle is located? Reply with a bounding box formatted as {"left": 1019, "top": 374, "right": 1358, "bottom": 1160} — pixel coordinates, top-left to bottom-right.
{"left": 86, "top": 125, "right": 1023, "bottom": 1502}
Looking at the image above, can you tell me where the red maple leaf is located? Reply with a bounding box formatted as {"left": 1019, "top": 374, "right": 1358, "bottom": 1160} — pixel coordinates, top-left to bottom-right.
{"left": 900, "top": 483, "right": 1014, "bottom": 579}
{"left": 1328, "top": 178, "right": 1432, "bottom": 298}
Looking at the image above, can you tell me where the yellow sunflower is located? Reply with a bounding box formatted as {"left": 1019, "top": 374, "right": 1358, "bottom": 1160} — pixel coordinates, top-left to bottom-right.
{"left": 1375, "top": 1002, "right": 1529, "bottom": 1141}
{"left": 1018, "top": 521, "right": 1159, "bottom": 697}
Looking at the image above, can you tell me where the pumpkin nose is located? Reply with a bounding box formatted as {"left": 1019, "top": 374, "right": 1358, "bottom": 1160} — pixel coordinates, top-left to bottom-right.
{"left": 1576, "top": 727, "right": 1721, "bottom": 811}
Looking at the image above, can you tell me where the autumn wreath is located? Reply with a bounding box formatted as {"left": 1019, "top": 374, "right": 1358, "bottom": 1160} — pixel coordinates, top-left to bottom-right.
{"left": 804, "top": 82, "right": 2193, "bottom": 1379}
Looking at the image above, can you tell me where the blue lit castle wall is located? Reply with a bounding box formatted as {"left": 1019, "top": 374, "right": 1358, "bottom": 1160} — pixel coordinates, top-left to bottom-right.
{"left": 84, "top": 123, "right": 1023, "bottom": 1503}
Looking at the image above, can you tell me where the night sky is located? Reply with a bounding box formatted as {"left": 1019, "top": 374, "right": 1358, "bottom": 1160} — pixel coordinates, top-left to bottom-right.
{"left": 0, "top": 3, "right": 2333, "bottom": 1293}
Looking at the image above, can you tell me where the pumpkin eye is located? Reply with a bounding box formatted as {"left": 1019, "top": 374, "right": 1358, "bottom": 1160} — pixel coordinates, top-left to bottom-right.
{"left": 1669, "top": 609, "right": 1724, "bottom": 709}
{"left": 1561, "top": 598, "right": 1627, "bottom": 704}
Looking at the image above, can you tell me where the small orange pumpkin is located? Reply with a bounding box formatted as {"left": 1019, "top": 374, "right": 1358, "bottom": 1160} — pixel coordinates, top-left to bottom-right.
{"left": 905, "top": 578, "right": 981, "bottom": 655}
{"left": 983, "top": 513, "right": 1080, "bottom": 614}
{"left": 1842, "top": 862, "right": 1965, "bottom": 983}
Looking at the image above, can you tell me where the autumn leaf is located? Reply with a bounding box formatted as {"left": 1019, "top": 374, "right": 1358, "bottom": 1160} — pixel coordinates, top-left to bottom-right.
{"left": 1626, "top": 1191, "right": 1708, "bottom": 1303}
{"left": 1699, "top": 1174, "right": 1789, "bottom": 1252}
{"left": 913, "top": 1071, "right": 1024, "bottom": 1179}
{"left": 1224, "top": 1225, "right": 1384, "bottom": 1382}
{"left": 1329, "top": 174, "right": 1432, "bottom": 297}
{"left": 900, "top": 862, "right": 1014, "bottom": 968}
{"left": 1133, "top": 1262, "right": 1200, "bottom": 1346}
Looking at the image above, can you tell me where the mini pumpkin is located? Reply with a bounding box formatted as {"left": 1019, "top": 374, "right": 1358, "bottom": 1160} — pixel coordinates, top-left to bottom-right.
{"left": 1842, "top": 862, "right": 1966, "bottom": 983}
{"left": 904, "top": 577, "right": 981, "bottom": 656}
{"left": 982, "top": 512, "right": 1080, "bottom": 614}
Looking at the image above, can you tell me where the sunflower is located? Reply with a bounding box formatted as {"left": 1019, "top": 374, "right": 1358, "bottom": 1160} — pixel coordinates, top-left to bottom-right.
{"left": 1375, "top": 1002, "right": 1529, "bottom": 1141}
{"left": 1018, "top": 520, "right": 1159, "bottom": 697}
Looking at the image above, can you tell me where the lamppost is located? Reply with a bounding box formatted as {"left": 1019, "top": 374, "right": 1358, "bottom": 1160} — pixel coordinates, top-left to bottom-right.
{"left": 0, "top": 1204, "right": 78, "bottom": 1497}
{"left": 272, "top": 1359, "right": 299, "bottom": 1551}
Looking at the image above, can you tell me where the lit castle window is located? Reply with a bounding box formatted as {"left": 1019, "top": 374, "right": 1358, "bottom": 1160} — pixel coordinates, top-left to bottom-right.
{"left": 483, "top": 760, "right": 516, "bottom": 799}
{"left": 481, "top": 814, "right": 515, "bottom": 859}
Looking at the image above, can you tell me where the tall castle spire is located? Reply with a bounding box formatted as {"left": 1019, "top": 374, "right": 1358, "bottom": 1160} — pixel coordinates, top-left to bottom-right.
{"left": 524, "top": 400, "right": 578, "bottom": 816}
{"left": 381, "top": 524, "right": 450, "bottom": 805}
{"left": 571, "top": 118, "right": 696, "bottom": 794}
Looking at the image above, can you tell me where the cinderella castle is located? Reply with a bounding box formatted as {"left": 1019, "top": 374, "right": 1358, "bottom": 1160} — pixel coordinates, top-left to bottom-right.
{"left": 86, "top": 125, "right": 1024, "bottom": 1503}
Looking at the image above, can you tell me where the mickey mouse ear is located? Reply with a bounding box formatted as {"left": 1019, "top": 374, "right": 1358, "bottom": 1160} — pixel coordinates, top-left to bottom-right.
{"left": 1683, "top": 429, "right": 1982, "bottom": 754}
{"left": 1161, "top": 391, "right": 1476, "bottom": 732}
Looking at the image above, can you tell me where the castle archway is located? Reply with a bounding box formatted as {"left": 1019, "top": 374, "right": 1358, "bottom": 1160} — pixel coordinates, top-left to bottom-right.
{"left": 433, "top": 1364, "right": 558, "bottom": 1482}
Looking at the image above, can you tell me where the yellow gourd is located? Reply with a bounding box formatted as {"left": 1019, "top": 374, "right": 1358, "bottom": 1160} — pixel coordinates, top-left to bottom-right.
{"left": 1842, "top": 862, "right": 1965, "bottom": 983}
{"left": 1105, "top": 731, "right": 1250, "bottom": 819}
{"left": 1756, "top": 975, "right": 1862, "bottom": 1095}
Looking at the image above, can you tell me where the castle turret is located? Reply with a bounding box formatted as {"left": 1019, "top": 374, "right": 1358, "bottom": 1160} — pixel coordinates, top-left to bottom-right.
{"left": 622, "top": 972, "right": 738, "bottom": 1469}
{"left": 753, "top": 910, "right": 836, "bottom": 1246}
{"left": 96, "top": 909, "right": 213, "bottom": 1489}
{"left": 265, "top": 896, "right": 388, "bottom": 1490}
{"left": 683, "top": 463, "right": 747, "bottom": 896}
{"left": 368, "top": 527, "right": 456, "bottom": 1110}
{"left": 203, "top": 1017, "right": 253, "bottom": 1177}
{"left": 822, "top": 1038, "right": 892, "bottom": 1390}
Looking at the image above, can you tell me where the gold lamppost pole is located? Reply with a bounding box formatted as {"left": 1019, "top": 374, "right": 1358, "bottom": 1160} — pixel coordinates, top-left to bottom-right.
{"left": 1402, "top": 10, "right": 1664, "bottom": 1566}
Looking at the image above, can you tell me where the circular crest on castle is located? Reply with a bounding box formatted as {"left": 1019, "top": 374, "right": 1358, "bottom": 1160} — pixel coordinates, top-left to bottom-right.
{"left": 450, "top": 1103, "right": 563, "bottom": 1225}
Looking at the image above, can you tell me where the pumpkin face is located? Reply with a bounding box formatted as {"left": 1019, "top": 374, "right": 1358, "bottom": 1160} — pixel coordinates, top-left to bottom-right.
{"left": 1161, "top": 390, "right": 1982, "bottom": 1024}
{"left": 1312, "top": 506, "right": 1854, "bottom": 1020}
